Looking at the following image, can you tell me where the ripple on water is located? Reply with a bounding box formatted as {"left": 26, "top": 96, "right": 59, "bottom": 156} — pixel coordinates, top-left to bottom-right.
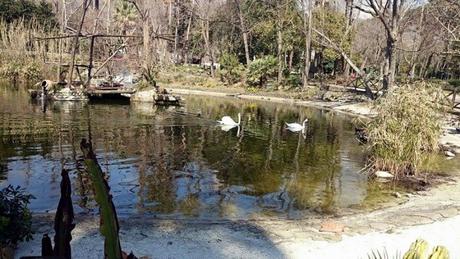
{"left": 2, "top": 88, "right": 453, "bottom": 219}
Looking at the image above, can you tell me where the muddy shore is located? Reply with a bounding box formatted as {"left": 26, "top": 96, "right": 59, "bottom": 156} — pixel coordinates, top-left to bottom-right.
{"left": 15, "top": 87, "right": 460, "bottom": 258}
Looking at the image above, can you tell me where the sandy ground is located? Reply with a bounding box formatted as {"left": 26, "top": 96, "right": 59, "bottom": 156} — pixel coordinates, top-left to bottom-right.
{"left": 15, "top": 217, "right": 460, "bottom": 258}
{"left": 15, "top": 158, "right": 460, "bottom": 258}
{"left": 14, "top": 88, "right": 460, "bottom": 258}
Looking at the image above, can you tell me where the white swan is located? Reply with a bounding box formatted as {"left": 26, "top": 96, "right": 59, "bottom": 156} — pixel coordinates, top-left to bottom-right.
{"left": 285, "top": 118, "right": 308, "bottom": 132}
{"left": 218, "top": 113, "right": 241, "bottom": 126}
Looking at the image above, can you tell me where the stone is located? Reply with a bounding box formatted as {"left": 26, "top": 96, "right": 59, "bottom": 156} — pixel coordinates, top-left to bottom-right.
{"left": 319, "top": 220, "right": 345, "bottom": 233}
{"left": 392, "top": 192, "right": 402, "bottom": 198}
{"left": 375, "top": 171, "right": 394, "bottom": 178}
{"left": 445, "top": 151, "right": 456, "bottom": 157}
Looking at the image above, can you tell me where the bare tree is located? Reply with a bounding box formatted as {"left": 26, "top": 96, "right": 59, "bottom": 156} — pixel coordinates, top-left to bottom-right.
{"left": 354, "top": 0, "right": 419, "bottom": 91}
{"left": 234, "top": 0, "right": 251, "bottom": 66}
{"left": 299, "top": 0, "right": 314, "bottom": 88}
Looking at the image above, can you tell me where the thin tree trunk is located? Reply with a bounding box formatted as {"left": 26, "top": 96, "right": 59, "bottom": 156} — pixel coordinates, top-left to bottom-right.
{"left": 174, "top": 1, "right": 179, "bottom": 63}
{"left": 277, "top": 18, "right": 283, "bottom": 85}
{"left": 234, "top": 0, "right": 250, "bottom": 66}
{"left": 143, "top": 19, "right": 150, "bottom": 67}
{"left": 201, "top": 20, "right": 214, "bottom": 77}
{"left": 382, "top": 34, "right": 397, "bottom": 91}
{"left": 183, "top": 14, "right": 192, "bottom": 64}
{"left": 303, "top": 0, "right": 313, "bottom": 89}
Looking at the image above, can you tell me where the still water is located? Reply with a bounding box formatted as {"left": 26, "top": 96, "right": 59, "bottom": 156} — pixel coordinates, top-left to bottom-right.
{"left": 0, "top": 86, "right": 423, "bottom": 219}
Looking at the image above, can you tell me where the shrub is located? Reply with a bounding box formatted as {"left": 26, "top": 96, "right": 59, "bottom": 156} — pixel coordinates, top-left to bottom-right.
{"left": 0, "top": 62, "right": 21, "bottom": 83}
{"left": 0, "top": 185, "right": 34, "bottom": 247}
{"left": 246, "top": 55, "right": 277, "bottom": 87}
{"left": 368, "top": 239, "right": 449, "bottom": 259}
{"left": 447, "top": 79, "right": 460, "bottom": 88}
{"left": 366, "top": 83, "right": 445, "bottom": 177}
{"left": 23, "top": 62, "right": 42, "bottom": 82}
{"left": 219, "top": 53, "right": 245, "bottom": 84}
{"left": 285, "top": 73, "right": 302, "bottom": 88}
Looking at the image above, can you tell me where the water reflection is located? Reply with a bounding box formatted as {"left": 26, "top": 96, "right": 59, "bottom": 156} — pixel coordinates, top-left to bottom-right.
{"left": 2, "top": 87, "right": 447, "bottom": 219}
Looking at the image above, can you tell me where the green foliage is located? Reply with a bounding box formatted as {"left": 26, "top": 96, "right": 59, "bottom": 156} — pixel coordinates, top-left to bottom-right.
{"left": 366, "top": 84, "right": 445, "bottom": 177}
{"left": 368, "top": 239, "right": 449, "bottom": 259}
{"left": 0, "top": 0, "right": 57, "bottom": 29}
{"left": 0, "top": 59, "right": 43, "bottom": 83}
{"left": 81, "top": 140, "right": 122, "bottom": 259}
{"left": 0, "top": 61, "right": 21, "bottom": 83}
{"left": 219, "top": 52, "right": 245, "bottom": 84}
{"left": 403, "top": 239, "right": 429, "bottom": 259}
{"left": 313, "top": 7, "right": 353, "bottom": 65}
{"left": 246, "top": 55, "right": 277, "bottom": 87}
{"left": 429, "top": 246, "right": 449, "bottom": 259}
{"left": 447, "top": 79, "right": 460, "bottom": 88}
{"left": 114, "top": 0, "right": 138, "bottom": 33}
{"left": 0, "top": 185, "right": 34, "bottom": 247}
{"left": 23, "top": 62, "right": 41, "bottom": 82}
{"left": 285, "top": 73, "right": 302, "bottom": 88}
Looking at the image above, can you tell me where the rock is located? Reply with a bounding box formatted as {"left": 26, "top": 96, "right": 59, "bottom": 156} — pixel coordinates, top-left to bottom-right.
{"left": 392, "top": 192, "right": 402, "bottom": 198}
{"left": 445, "top": 151, "right": 456, "bottom": 157}
{"left": 453, "top": 148, "right": 460, "bottom": 155}
{"left": 319, "top": 220, "right": 345, "bottom": 233}
{"left": 375, "top": 171, "right": 394, "bottom": 179}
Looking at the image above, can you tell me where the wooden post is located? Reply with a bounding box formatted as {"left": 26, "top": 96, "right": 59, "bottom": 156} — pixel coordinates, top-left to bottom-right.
{"left": 68, "top": 0, "right": 90, "bottom": 87}
{"left": 87, "top": 36, "right": 95, "bottom": 87}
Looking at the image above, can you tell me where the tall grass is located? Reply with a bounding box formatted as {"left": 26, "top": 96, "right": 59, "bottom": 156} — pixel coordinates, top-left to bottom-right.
{"left": 0, "top": 19, "right": 59, "bottom": 84}
{"left": 366, "top": 83, "right": 445, "bottom": 178}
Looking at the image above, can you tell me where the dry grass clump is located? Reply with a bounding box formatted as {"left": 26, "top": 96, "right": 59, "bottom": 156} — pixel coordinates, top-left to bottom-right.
{"left": 0, "top": 19, "right": 58, "bottom": 84}
{"left": 367, "top": 83, "right": 445, "bottom": 178}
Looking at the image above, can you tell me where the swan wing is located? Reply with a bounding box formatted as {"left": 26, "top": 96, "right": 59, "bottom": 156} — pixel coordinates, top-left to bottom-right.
{"left": 220, "top": 124, "right": 237, "bottom": 132}
{"left": 218, "top": 116, "right": 237, "bottom": 125}
{"left": 286, "top": 122, "right": 301, "bottom": 128}
{"left": 287, "top": 127, "right": 303, "bottom": 132}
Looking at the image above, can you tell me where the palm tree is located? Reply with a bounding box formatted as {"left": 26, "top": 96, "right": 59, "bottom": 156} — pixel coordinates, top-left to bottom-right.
{"left": 113, "top": 0, "right": 138, "bottom": 34}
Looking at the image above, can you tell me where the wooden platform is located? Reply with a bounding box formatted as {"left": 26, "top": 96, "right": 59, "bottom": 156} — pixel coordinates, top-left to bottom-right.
{"left": 86, "top": 87, "right": 136, "bottom": 97}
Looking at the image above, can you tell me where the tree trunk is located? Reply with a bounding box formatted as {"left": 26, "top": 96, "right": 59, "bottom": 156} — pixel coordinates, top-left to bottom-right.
{"left": 382, "top": 34, "right": 397, "bottom": 92}
{"left": 183, "top": 14, "right": 192, "bottom": 64}
{"left": 201, "top": 20, "right": 214, "bottom": 77}
{"left": 143, "top": 17, "right": 150, "bottom": 68}
{"left": 277, "top": 23, "right": 283, "bottom": 85}
{"left": 288, "top": 50, "right": 294, "bottom": 71}
{"left": 302, "top": 0, "right": 313, "bottom": 89}
{"left": 235, "top": 0, "right": 250, "bottom": 66}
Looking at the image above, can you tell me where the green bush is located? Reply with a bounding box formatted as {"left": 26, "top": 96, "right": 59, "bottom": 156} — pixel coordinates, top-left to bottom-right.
{"left": 368, "top": 239, "right": 449, "bottom": 259}
{"left": 0, "top": 0, "right": 57, "bottom": 29}
{"left": 366, "top": 83, "right": 444, "bottom": 177}
{"left": 447, "top": 79, "right": 460, "bottom": 88}
{"left": 0, "top": 185, "right": 34, "bottom": 247}
{"left": 23, "top": 62, "right": 42, "bottom": 82}
{"left": 285, "top": 73, "right": 302, "bottom": 88}
{"left": 246, "top": 55, "right": 277, "bottom": 87}
{"left": 219, "top": 53, "right": 245, "bottom": 84}
{"left": 0, "top": 62, "right": 21, "bottom": 83}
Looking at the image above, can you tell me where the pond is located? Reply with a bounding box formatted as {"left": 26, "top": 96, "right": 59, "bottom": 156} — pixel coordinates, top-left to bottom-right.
{"left": 1, "top": 86, "right": 452, "bottom": 220}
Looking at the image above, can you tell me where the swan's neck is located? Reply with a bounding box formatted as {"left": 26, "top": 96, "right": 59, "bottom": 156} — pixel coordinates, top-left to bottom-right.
{"left": 302, "top": 119, "right": 308, "bottom": 127}
{"left": 237, "top": 113, "right": 241, "bottom": 125}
